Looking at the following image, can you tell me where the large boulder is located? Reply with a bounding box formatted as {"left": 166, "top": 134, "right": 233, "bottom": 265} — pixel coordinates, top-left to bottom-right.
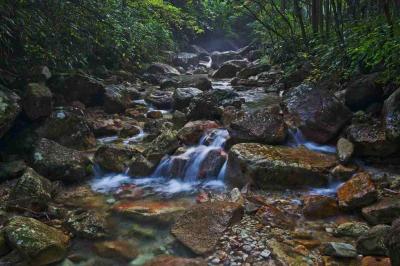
{"left": 95, "top": 144, "right": 136, "bottom": 172}
{"left": 146, "top": 90, "right": 174, "bottom": 109}
{"left": 362, "top": 197, "right": 400, "bottom": 225}
{"left": 211, "top": 51, "right": 242, "bottom": 67}
{"left": 385, "top": 218, "right": 400, "bottom": 266}
{"left": 0, "top": 88, "right": 20, "bottom": 138}
{"left": 32, "top": 138, "right": 92, "bottom": 182}
{"left": 172, "top": 52, "right": 200, "bottom": 68}
{"left": 356, "top": 225, "right": 390, "bottom": 256}
{"left": 145, "top": 129, "right": 179, "bottom": 162}
{"left": 302, "top": 195, "right": 339, "bottom": 219}
{"left": 65, "top": 210, "right": 108, "bottom": 239}
{"left": 212, "top": 62, "right": 242, "bottom": 79}
{"left": 171, "top": 201, "right": 243, "bottom": 255}
{"left": 226, "top": 143, "right": 337, "bottom": 189}
{"left": 177, "top": 75, "right": 212, "bottom": 91}
{"left": 283, "top": 84, "right": 352, "bottom": 143}
{"left": 177, "top": 120, "right": 220, "bottom": 145}
{"left": 345, "top": 74, "right": 382, "bottom": 111}
{"left": 4, "top": 216, "right": 70, "bottom": 265}
{"left": 237, "top": 62, "right": 271, "bottom": 79}
{"left": 187, "top": 89, "right": 238, "bottom": 120}
{"left": 228, "top": 107, "right": 287, "bottom": 145}
{"left": 22, "top": 83, "right": 53, "bottom": 120}
{"left": 37, "top": 107, "right": 95, "bottom": 149}
{"left": 146, "top": 63, "right": 180, "bottom": 76}
{"left": 382, "top": 88, "right": 400, "bottom": 141}
{"left": 7, "top": 168, "right": 52, "bottom": 211}
{"left": 173, "top": 87, "right": 202, "bottom": 111}
{"left": 104, "top": 85, "right": 140, "bottom": 113}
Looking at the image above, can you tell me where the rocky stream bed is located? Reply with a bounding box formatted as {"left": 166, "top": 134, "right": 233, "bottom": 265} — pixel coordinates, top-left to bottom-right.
{"left": 0, "top": 46, "right": 399, "bottom": 266}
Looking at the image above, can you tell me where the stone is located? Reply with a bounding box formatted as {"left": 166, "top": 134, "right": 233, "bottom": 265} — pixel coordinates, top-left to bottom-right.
{"left": 256, "top": 205, "right": 295, "bottom": 229}
{"left": 146, "top": 110, "right": 162, "bottom": 119}
{"left": 171, "top": 201, "right": 243, "bottom": 255}
{"left": 7, "top": 168, "right": 52, "bottom": 211}
{"left": 37, "top": 107, "right": 96, "bottom": 149}
{"left": 22, "top": 83, "right": 53, "bottom": 120}
{"left": 322, "top": 242, "right": 357, "bottom": 258}
{"left": 345, "top": 74, "right": 382, "bottom": 111}
{"left": 284, "top": 84, "right": 352, "bottom": 143}
{"left": 0, "top": 88, "right": 20, "bottom": 138}
{"left": 65, "top": 210, "right": 107, "bottom": 239}
{"left": 337, "top": 138, "right": 354, "bottom": 163}
{"left": 212, "top": 62, "right": 242, "bottom": 79}
{"left": 337, "top": 172, "right": 378, "bottom": 210}
{"left": 172, "top": 52, "right": 200, "bottom": 68}
{"left": 103, "top": 85, "right": 140, "bottom": 113}
{"left": 177, "top": 75, "right": 212, "bottom": 91}
{"left": 356, "top": 225, "right": 390, "bottom": 256}
{"left": 228, "top": 107, "right": 287, "bottom": 145}
{"left": 119, "top": 124, "right": 141, "bottom": 138}
{"left": 173, "top": 87, "right": 202, "bottom": 111}
{"left": 385, "top": 218, "right": 400, "bottom": 266}
{"left": 0, "top": 160, "right": 27, "bottom": 181}
{"left": 362, "top": 197, "right": 400, "bottom": 225}
{"left": 383, "top": 87, "right": 400, "bottom": 141}
{"left": 144, "top": 129, "right": 179, "bottom": 162}
{"left": 5, "top": 216, "right": 69, "bottom": 265}
{"left": 146, "top": 90, "right": 174, "bottom": 109}
{"left": 226, "top": 143, "right": 337, "bottom": 189}
{"left": 237, "top": 63, "right": 271, "bottom": 79}
{"left": 198, "top": 148, "right": 227, "bottom": 178}
{"left": 177, "top": 120, "right": 220, "bottom": 145}
{"left": 94, "top": 240, "right": 138, "bottom": 261}
{"left": 361, "top": 256, "right": 391, "bottom": 266}
{"left": 146, "top": 63, "right": 180, "bottom": 76}
{"left": 330, "top": 164, "right": 357, "bottom": 180}
{"left": 32, "top": 138, "right": 92, "bottom": 182}
{"left": 211, "top": 51, "right": 242, "bottom": 67}
{"left": 128, "top": 155, "right": 155, "bottom": 177}
{"left": 302, "top": 195, "right": 339, "bottom": 219}
{"left": 94, "top": 144, "right": 136, "bottom": 172}
{"left": 333, "top": 222, "right": 370, "bottom": 238}
{"left": 144, "top": 255, "right": 207, "bottom": 266}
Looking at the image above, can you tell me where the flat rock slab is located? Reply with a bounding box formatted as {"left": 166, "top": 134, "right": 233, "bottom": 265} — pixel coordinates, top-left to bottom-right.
{"left": 171, "top": 201, "right": 244, "bottom": 255}
{"left": 226, "top": 143, "right": 337, "bottom": 189}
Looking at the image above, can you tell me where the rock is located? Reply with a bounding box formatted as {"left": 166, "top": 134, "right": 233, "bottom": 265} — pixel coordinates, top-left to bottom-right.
{"left": 283, "top": 84, "right": 352, "bottom": 143}
{"left": 211, "top": 51, "right": 242, "bottom": 67}
{"left": 362, "top": 197, "right": 400, "bottom": 225}
{"left": 7, "top": 168, "right": 52, "bottom": 211}
{"left": 187, "top": 89, "right": 238, "bottom": 120}
{"left": 385, "top": 218, "right": 400, "bottom": 266}
{"left": 119, "top": 124, "right": 141, "bottom": 138}
{"left": 94, "top": 240, "right": 138, "bottom": 261}
{"left": 237, "top": 63, "right": 271, "bottom": 79}
{"left": 144, "top": 255, "right": 207, "bottom": 266}
{"left": 173, "top": 87, "right": 203, "bottom": 111}
{"left": 22, "top": 83, "right": 53, "bottom": 120}
{"left": 302, "top": 195, "right": 339, "bottom": 219}
{"left": 198, "top": 148, "right": 227, "bottom": 178}
{"left": 50, "top": 73, "right": 105, "bottom": 106}
{"left": 172, "top": 52, "right": 200, "bottom": 68}
{"left": 226, "top": 143, "right": 337, "bottom": 189}
{"left": 146, "top": 90, "right": 174, "bottom": 109}
{"left": 5, "top": 216, "right": 69, "bottom": 265}
{"left": 322, "top": 242, "right": 357, "bottom": 258}
{"left": 0, "top": 160, "right": 27, "bottom": 181}
{"left": 104, "top": 85, "right": 140, "bottom": 114}
{"left": 361, "top": 256, "right": 391, "bottom": 266}
{"left": 145, "top": 129, "right": 179, "bottom": 162}
{"left": 337, "top": 138, "right": 354, "bottom": 163}
{"left": 194, "top": 76, "right": 212, "bottom": 91}
{"left": 29, "top": 65, "right": 52, "bottom": 82}
{"left": 65, "top": 210, "right": 107, "bottom": 239}
{"left": 330, "top": 164, "right": 358, "bottom": 180}
{"left": 177, "top": 120, "right": 220, "bottom": 145}
{"left": 0, "top": 88, "right": 21, "bottom": 138}
{"left": 128, "top": 155, "right": 155, "bottom": 177}
{"left": 256, "top": 205, "right": 295, "bottom": 229}
{"left": 212, "top": 62, "right": 242, "bottom": 79}
{"left": 95, "top": 144, "right": 136, "bottom": 172}
{"left": 147, "top": 110, "right": 162, "bottom": 119}
{"left": 171, "top": 201, "right": 243, "bottom": 255}
{"left": 345, "top": 74, "right": 382, "bottom": 111}
{"left": 333, "top": 222, "right": 370, "bottom": 238}
{"left": 356, "top": 225, "right": 390, "bottom": 256}
{"left": 177, "top": 75, "right": 212, "bottom": 91}
{"left": 146, "top": 63, "right": 180, "bottom": 76}
{"left": 37, "top": 107, "right": 95, "bottom": 149}
{"left": 228, "top": 107, "right": 287, "bottom": 145}
{"left": 337, "top": 172, "right": 378, "bottom": 210}
{"left": 32, "top": 138, "right": 92, "bottom": 182}
{"left": 383, "top": 87, "right": 400, "bottom": 141}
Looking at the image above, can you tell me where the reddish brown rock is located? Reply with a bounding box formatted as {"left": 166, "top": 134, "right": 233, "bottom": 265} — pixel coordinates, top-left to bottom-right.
{"left": 361, "top": 256, "right": 391, "bottom": 266}
{"left": 94, "top": 240, "right": 138, "bottom": 261}
{"left": 147, "top": 110, "right": 163, "bottom": 119}
{"left": 144, "top": 255, "right": 207, "bottom": 266}
{"left": 337, "top": 172, "right": 378, "bottom": 210}
{"left": 256, "top": 205, "right": 295, "bottom": 229}
{"left": 177, "top": 120, "right": 220, "bottom": 145}
{"left": 362, "top": 197, "right": 400, "bottom": 225}
{"left": 302, "top": 195, "right": 339, "bottom": 219}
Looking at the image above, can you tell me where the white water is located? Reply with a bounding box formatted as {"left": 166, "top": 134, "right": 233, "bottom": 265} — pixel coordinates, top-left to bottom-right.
{"left": 287, "top": 128, "right": 336, "bottom": 154}
{"left": 123, "top": 126, "right": 147, "bottom": 145}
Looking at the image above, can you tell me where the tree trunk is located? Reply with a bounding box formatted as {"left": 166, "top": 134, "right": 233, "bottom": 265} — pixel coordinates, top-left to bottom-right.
{"left": 294, "top": 0, "right": 308, "bottom": 44}
{"left": 312, "top": 0, "right": 320, "bottom": 33}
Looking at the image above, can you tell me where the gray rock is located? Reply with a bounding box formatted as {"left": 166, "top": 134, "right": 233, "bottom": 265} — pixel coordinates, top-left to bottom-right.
{"left": 23, "top": 83, "right": 53, "bottom": 120}
{"left": 356, "top": 225, "right": 390, "bottom": 256}
{"left": 0, "top": 88, "right": 20, "bottom": 138}
{"left": 322, "top": 242, "right": 357, "bottom": 258}
{"left": 337, "top": 138, "right": 354, "bottom": 163}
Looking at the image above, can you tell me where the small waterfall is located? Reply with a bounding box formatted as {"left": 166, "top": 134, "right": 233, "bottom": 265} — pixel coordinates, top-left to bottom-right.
{"left": 123, "top": 126, "right": 147, "bottom": 144}
{"left": 287, "top": 128, "right": 336, "bottom": 154}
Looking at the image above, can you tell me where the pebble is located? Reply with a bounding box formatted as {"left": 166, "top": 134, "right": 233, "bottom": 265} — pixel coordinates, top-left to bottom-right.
{"left": 260, "top": 249, "right": 271, "bottom": 258}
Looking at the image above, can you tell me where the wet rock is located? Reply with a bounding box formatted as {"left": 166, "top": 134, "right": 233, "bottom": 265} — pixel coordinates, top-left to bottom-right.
{"left": 172, "top": 52, "right": 200, "bottom": 68}
{"left": 128, "top": 154, "right": 155, "bottom": 177}
{"left": 383, "top": 87, "right": 400, "bottom": 141}
{"left": 237, "top": 62, "right": 271, "bottom": 79}
{"left": 212, "top": 62, "right": 242, "bottom": 79}
{"left": 362, "top": 197, "right": 400, "bottom": 225}
{"left": 302, "top": 195, "right": 339, "bottom": 219}
{"left": 199, "top": 148, "right": 227, "bottom": 178}
{"left": 211, "top": 51, "right": 242, "bottom": 67}
{"left": 256, "top": 205, "right": 295, "bottom": 229}
{"left": 119, "top": 124, "right": 141, "bottom": 138}
{"left": 337, "top": 172, "right": 378, "bottom": 210}
{"left": 345, "top": 74, "right": 382, "bottom": 111}
{"left": 173, "top": 87, "right": 202, "bottom": 111}
{"left": 146, "top": 90, "right": 174, "bottom": 109}
{"left": 7, "top": 168, "right": 52, "bottom": 211}
{"left": 333, "top": 222, "right": 370, "bottom": 238}
{"left": 22, "top": 83, "right": 53, "bottom": 120}
{"left": 37, "top": 107, "right": 95, "bottom": 149}
{"left": 103, "top": 85, "right": 140, "bottom": 114}
{"left": 187, "top": 89, "right": 238, "bottom": 120}
{"left": 94, "top": 240, "right": 138, "bottom": 261}
{"left": 284, "top": 84, "right": 352, "bottom": 143}
{"left": 95, "top": 144, "right": 136, "bottom": 172}
{"left": 65, "top": 210, "right": 107, "bottom": 239}
{"left": 0, "top": 160, "right": 27, "bottom": 181}
{"left": 5, "top": 216, "right": 69, "bottom": 265}
{"left": 146, "top": 63, "right": 180, "bottom": 76}
{"left": 226, "top": 143, "right": 337, "bottom": 189}
{"left": 228, "top": 107, "right": 287, "bottom": 145}
{"left": 385, "top": 218, "right": 400, "bottom": 266}
{"left": 32, "top": 138, "right": 92, "bottom": 182}
{"left": 322, "top": 242, "right": 357, "bottom": 258}
{"left": 177, "top": 75, "right": 212, "bottom": 91}
{"left": 0, "top": 88, "right": 20, "bottom": 138}
{"left": 171, "top": 201, "right": 243, "bottom": 255}
{"left": 361, "top": 256, "right": 391, "bottom": 266}
{"left": 146, "top": 110, "right": 162, "bottom": 119}
{"left": 177, "top": 120, "right": 220, "bottom": 145}
{"left": 144, "top": 255, "right": 207, "bottom": 266}
{"left": 356, "top": 225, "right": 390, "bottom": 256}
{"left": 337, "top": 138, "right": 354, "bottom": 163}
{"left": 145, "top": 129, "right": 179, "bottom": 162}
{"left": 330, "top": 164, "right": 357, "bottom": 180}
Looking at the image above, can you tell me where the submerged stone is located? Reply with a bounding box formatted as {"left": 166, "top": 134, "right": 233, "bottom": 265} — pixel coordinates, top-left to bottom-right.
{"left": 144, "top": 255, "right": 207, "bottom": 266}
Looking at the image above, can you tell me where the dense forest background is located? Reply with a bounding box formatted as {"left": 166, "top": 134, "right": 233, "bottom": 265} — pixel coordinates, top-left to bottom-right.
{"left": 1, "top": 0, "right": 400, "bottom": 86}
